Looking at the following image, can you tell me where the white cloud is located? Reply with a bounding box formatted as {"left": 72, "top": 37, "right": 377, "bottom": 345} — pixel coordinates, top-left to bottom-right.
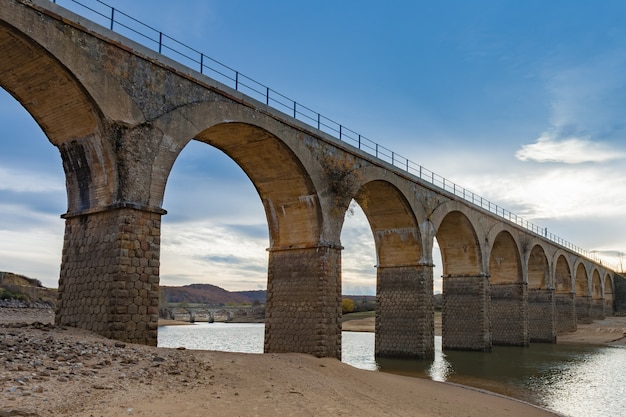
{"left": 0, "top": 166, "right": 65, "bottom": 193}
{"left": 516, "top": 135, "right": 626, "bottom": 164}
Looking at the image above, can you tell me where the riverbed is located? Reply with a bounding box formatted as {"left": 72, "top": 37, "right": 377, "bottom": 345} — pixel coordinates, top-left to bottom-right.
{"left": 159, "top": 322, "right": 626, "bottom": 417}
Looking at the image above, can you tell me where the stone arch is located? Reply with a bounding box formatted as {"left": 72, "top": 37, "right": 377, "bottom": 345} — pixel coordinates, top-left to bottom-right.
{"left": 352, "top": 180, "right": 433, "bottom": 358}
{"left": 193, "top": 122, "right": 322, "bottom": 249}
{"left": 574, "top": 261, "right": 592, "bottom": 324}
{"left": 435, "top": 208, "right": 489, "bottom": 351}
{"left": 554, "top": 254, "right": 572, "bottom": 294}
{"left": 591, "top": 269, "right": 602, "bottom": 300}
{"left": 554, "top": 253, "right": 576, "bottom": 332}
{"left": 527, "top": 243, "right": 556, "bottom": 343}
{"left": 604, "top": 273, "right": 614, "bottom": 316}
{"left": 488, "top": 230, "right": 522, "bottom": 284}
{"left": 435, "top": 210, "right": 482, "bottom": 276}
{"left": 354, "top": 180, "right": 421, "bottom": 266}
{"left": 0, "top": 19, "right": 117, "bottom": 213}
{"left": 604, "top": 273, "right": 614, "bottom": 301}
{"left": 574, "top": 262, "right": 590, "bottom": 297}
{"left": 488, "top": 230, "right": 527, "bottom": 346}
{"left": 528, "top": 244, "right": 550, "bottom": 289}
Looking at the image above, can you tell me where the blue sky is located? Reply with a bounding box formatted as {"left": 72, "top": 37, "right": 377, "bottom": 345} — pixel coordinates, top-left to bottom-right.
{"left": 1, "top": 0, "right": 625, "bottom": 293}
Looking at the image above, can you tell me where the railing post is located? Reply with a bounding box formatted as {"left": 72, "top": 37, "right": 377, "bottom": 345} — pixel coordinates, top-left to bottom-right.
{"left": 235, "top": 72, "right": 239, "bottom": 90}
{"left": 200, "top": 53, "right": 204, "bottom": 74}
{"left": 376, "top": 143, "right": 379, "bottom": 158}
{"left": 158, "top": 32, "right": 163, "bottom": 54}
{"left": 110, "top": 8, "right": 115, "bottom": 31}
{"left": 391, "top": 152, "right": 394, "bottom": 165}
{"left": 293, "top": 102, "right": 297, "bottom": 118}
{"left": 339, "top": 125, "right": 342, "bottom": 140}
{"left": 317, "top": 114, "right": 321, "bottom": 130}
{"left": 358, "top": 134, "right": 361, "bottom": 149}
{"left": 266, "top": 87, "right": 270, "bottom": 105}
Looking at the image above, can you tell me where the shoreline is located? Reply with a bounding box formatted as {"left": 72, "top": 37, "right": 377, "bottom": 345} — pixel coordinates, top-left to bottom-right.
{"left": 4, "top": 307, "right": 623, "bottom": 416}
{"left": 0, "top": 307, "right": 561, "bottom": 417}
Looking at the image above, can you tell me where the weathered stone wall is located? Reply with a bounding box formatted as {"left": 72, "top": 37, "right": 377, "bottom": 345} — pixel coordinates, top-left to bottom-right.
{"left": 264, "top": 245, "right": 342, "bottom": 358}
{"left": 555, "top": 293, "right": 576, "bottom": 333}
{"left": 605, "top": 299, "right": 615, "bottom": 316}
{"left": 56, "top": 207, "right": 162, "bottom": 345}
{"left": 591, "top": 300, "right": 605, "bottom": 320}
{"left": 490, "top": 283, "right": 528, "bottom": 346}
{"left": 575, "top": 296, "right": 592, "bottom": 324}
{"left": 528, "top": 288, "right": 556, "bottom": 343}
{"left": 375, "top": 264, "right": 434, "bottom": 359}
{"left": 442, "top": 275, "right": 491, "bottom": 351}
{"left": 613, "top": 274, "right": 626, "bottom": 315}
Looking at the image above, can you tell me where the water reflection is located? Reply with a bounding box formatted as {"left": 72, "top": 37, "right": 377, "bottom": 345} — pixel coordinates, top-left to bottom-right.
{"left": 159, "top": 324, "right": 626, "bottom": 417}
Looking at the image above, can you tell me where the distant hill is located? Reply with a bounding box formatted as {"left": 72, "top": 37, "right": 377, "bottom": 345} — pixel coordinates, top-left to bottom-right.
{"left": 160, "top": 283, "right": 256, "bottom": 305}
{"left": 0, "top": 271, "right": 57, "bottom": 307}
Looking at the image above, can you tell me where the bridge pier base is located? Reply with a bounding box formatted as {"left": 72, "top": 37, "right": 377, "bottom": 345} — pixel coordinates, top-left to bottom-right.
{"left": 491, "top": 283, "right": 529, "bottom": 346}
{"left": 605, "top": 299, "right": 614, "bottom": 316}
{"left": 442, "top": 274, "right": 491, "bottom": 351}
{"left": 591, "top": 299, "right": 605, "bottom": 320}
{"left": 576, "top": 295, "right": 593, "bottom": 324}
{"left": 528, "top": 288, "right": 556, "bottom": 343}
{"left": 555, "top": 293, "right": 576, "bottom": 333}
{"left": 375, "top": 264, "right": 434, "bottom": 359}
{"left": 56, "top": 205, "right": 163, "bottom": 345}
{"left": 264, "top": 245, "right": 342, "bottom": 359}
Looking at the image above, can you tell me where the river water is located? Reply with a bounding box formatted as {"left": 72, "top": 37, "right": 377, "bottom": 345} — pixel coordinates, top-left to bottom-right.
{"left": 158, "top": 323, "right": 626, "bottom": 417}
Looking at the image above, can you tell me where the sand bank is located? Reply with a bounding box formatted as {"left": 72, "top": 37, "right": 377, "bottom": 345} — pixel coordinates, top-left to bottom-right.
{"left": 0, "top": 307, "right": 561, "bottom": 417}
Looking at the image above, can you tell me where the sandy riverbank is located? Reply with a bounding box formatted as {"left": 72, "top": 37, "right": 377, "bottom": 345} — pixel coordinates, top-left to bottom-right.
{"left": 0, "top": 307, "right": 564, "bottom": 417}
{"left": 342, "top": 314, "right": 626, "bottom": 346}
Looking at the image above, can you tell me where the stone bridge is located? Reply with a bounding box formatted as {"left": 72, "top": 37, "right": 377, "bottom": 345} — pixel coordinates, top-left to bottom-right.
{"left": 0, "top": 0, "right": 617, "bottom": 359}
{"left": 170, "top": 305, "right": 263, "bottom": 323}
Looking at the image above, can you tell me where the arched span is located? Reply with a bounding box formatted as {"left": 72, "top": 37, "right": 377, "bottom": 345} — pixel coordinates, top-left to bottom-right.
{"left": 436, "top": 210, "right": 482, "bottom": 276}
{"left": 0, "top": 19, "right": 117, "bottom": 213}
{"left": 353, "top": 180, "right": 421, "bottom": 266}
{"left": 488, "top": 230, "right": 522, "bottom": 284}
{"left": 193, "top": 122, "right": 322, "bottom": 248}
{"left": 574, "top": 262, "right": 589, "bottom": 297}
{"left": 604, "top": 273, "right": 614, "bottom": 301}
{"left": 591, "top": 269, "right": 602, "bottom": 300}
{"left": 554, "top": 254, "right": 572, "bottom": 294}
{"left": 528, "top": 244, "right": 550, "bottom": 289}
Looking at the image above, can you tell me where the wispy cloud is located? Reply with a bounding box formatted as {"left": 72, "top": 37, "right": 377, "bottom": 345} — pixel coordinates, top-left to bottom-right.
{"left": 516, "top": 135, "right": 626, "bottom": 164}
{"left": 517, "top": 49, "right": 626, "bottom": 164}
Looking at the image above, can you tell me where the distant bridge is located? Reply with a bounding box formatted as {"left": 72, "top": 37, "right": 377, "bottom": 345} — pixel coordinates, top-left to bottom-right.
{"left": 0, "top": 0, "right": 618, "bottom": 359}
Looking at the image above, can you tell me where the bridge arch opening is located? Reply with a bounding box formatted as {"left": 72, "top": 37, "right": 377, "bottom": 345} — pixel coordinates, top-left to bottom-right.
{"left": 489, "top": 230, "right": 527, "bottom": 346}
{"left": 527, "top": 244, "right": 555, "bottom": 343}
{"left": 591, "top": 270, "right": 602, "bottom": 301}
{"left": 347, "top": 180, "right": 432, "bottom": 358}
{"left": 158, "top": 139, "right": 269, "bottom": 349}
{"left": 575, "top": 263, "right": 589, "bottom": 297}
{"left": 555, "top": 255, "right": 572, "bottom": 294}
{"left": 555, "top": 254, "right": 576, "bottom": 333}
{"left": 436, "top": 211, "right": 481, "bottom": 277}
{"left": 162, "top": 121, "right": 339, "bottom": 356}
{"left": 436, "top": 211, "right": 489, "bottom": 351}
{"left": 0, "top": 88, "right": 65, "bottom": 289}
{"left": 528, "top": 244, "right": 550, "bottom": 289}
{"left": 604, "top": 273, "right": 614, "bottom": 315}
{"left": 489, "top": 231, "right": 522, "bottom": 284}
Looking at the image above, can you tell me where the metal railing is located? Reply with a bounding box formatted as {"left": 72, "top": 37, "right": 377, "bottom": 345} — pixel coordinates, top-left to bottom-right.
{"left": 49, "top": 0, "right": 614, "bottom": 270}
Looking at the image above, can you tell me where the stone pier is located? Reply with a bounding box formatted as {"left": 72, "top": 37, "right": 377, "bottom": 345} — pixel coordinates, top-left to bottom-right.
{"left": 375, "top": 264, "right": 434, "bottom": 359}
{"left": 576, "top": 295, "right": 592, "bottom": 324}
{"left": 527, "top": 288, "right": 556, "bottom": 343}
{"left": 442, "top": 274, "right": 491, "bottom": 351}
{"left": 555, "top": 293, "right": 576, "bottom": 333}
{"left": 56, "top": 205, "right": 163, "bottom": 346}
{"left": 264, "top": 245, "right": 342, "bottom": 359}
{"left": 490, "top": 283, "right": 529, "bottom": 346}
